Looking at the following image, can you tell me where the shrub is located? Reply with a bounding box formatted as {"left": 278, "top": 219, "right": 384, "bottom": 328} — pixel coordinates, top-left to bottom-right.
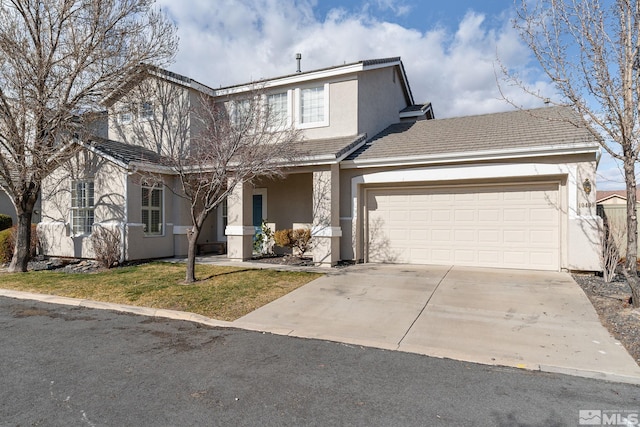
{"left": 0, "top": 228, "right": 12, "bottom": 264}
{"left": 0, "top": 214, "right": 12, "bottom": 231}
{"left": 253, "top": 220, "right": 274, "bottom": 256}
{"left": 0, "top": 225, "right": 38, "bottom": 264}
{"left": 91, "top": 225, "right": 121, "bottom": 269}
{"left": 273, "top": 229, "right": 291, "bottom": 248}
{"left": 273, "top": 228, "right": 312, "bottom": 257}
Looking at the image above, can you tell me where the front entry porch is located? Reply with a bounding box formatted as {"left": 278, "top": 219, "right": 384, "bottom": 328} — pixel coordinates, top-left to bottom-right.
{"left": 224, "top": 167, "right": 342, "bottom": 266}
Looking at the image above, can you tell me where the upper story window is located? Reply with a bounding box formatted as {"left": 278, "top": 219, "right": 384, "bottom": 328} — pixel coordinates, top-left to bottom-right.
{"left": 141, "top": 186, "right": 163, "bottom": 235}
{"left": 71, "top": 180, "right": 94, "bottom": 235}
{"left": 117, "top": 110, "right": 133, "bottom": 124}
{"left": 296, "top": 84, "right": 329, "bottom": 129}
{"left": 267, "top": 92, "right": 289, "bottom": 128}
{"left": 139, "top": 101, "right": 154, "bottom": 121}
{"left": 233, "top": 99, "right": 252, "bottom": 127}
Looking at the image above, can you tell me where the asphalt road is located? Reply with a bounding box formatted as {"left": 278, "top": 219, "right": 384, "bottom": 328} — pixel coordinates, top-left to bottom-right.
{"left": 1, "top": 297, "right": 639, "bottom": 427}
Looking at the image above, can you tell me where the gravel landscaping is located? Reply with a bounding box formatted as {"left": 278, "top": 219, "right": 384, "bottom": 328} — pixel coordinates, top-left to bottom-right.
{"left": 572, "top": 271, "right": 640, "bottom": 366}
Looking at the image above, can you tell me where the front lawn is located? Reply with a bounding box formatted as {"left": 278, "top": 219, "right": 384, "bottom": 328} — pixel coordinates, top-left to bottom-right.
{"left": 0, "top": 262, "right": 322, "bottom": 321}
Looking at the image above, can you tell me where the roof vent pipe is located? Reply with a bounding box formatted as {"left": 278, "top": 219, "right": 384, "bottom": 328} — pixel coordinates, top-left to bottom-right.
{"left": 296, "top": 53, "right": 302, "bottom": 73}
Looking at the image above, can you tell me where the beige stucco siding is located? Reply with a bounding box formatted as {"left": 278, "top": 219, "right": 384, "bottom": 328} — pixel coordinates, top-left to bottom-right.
{"left": 107, "top": 78, "right": 192, "bottom": 154}
{"left": 39, "top": 152, "right": 127, "bottom": 259}
{"left": 124, "top": 173, "right": 175, "bottom": 260}
{"left": 357, "top": 67, "right": 408, "bottom": 139}
{"left": 255, "top": 173, "right": 313, "bottom": 230}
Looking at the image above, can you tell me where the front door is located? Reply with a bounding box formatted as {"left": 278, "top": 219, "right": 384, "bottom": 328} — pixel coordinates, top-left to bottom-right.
{"left": 253, "top": 194, "right": 263, "bottom": 229}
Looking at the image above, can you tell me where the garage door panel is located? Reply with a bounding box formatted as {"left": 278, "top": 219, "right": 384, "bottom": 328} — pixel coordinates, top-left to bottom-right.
{"left": 504, "top": 208, "right": 527, "bottom": 221}
{"left": 455, "top": 250, "right": 476, "bottom": 263}
{"left": 432, "top": 210, "right": 452, "bottom": 221}
{"left": 478, "top": 230, "right": 499, "bottom": 243}
{"left": 478, "top": 251, "right": 500, "bottom": 263}
{"left": 478, "top": 209, "right": 500, "bottom": 221}
{"left": 431, "top": 249, "right": 452, "bottom": 263}
{"left": 366, "top": 184, "right": 560, "bottom": 270}
{"left": 431, "top": 229, "right": 451, "bottom": 241}
{"left": 530, "top": 208, "right": 558, "bottom": 222}
{"left": 454, "top": 209, "right": 475, "bottom": 221}
{"left": 454, "top": 229, "right": 475, "bottom": 242}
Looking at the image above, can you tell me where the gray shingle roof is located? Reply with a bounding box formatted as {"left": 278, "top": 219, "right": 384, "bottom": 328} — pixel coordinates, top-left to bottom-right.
{"left": 86, "top": 138, "right": 166, "bottom": 166}
{"left": 346, "top": 106, "right": 598, "bottom": 162}
{"left": 294, "top": 134, "right": 366, "bottom": 160}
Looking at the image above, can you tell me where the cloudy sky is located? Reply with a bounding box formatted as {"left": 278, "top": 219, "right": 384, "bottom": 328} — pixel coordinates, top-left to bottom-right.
{"left": 156, "top": 0, "right": 623, "bottom": 189}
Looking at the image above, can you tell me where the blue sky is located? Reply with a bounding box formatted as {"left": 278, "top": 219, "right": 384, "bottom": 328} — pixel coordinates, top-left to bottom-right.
{"left": 156, "top": 0, "right": 623, "bottom": 189}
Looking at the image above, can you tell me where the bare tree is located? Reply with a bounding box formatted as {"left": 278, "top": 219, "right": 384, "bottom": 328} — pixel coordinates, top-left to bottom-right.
{"left": 120, "top": 75, "right": 302, "bottom": 283}
{"left": 0, "top": 0, "right": 177, "bottom": 272}
{"left": 511, "top": 0, "right": 640, "bottom": 306}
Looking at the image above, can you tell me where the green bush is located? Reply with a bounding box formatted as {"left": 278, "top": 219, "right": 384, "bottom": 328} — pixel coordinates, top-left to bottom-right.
{"left": 0, "top": 214, "right": 12, "bottom": 231}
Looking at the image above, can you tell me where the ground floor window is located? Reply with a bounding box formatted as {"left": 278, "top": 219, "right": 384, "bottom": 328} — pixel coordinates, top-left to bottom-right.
{"left": 71, "top": 180, "right": 94, "bottom": 235}
{"left": 142, "top": 186, "right": 163, "bottom": 235}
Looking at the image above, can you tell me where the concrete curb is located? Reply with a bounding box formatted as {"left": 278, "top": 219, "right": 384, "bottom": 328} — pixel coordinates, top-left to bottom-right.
{"left": 232, "top": 321, "right": 640, "bottom": 386}
{"left": 3, "top": 287, "right": 640, "bottom": 386}
{"left": 0, "top": 289, "right": 234, "bottom": 329}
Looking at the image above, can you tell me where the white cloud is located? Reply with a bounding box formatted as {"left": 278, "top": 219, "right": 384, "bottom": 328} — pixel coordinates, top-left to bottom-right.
{"left": 158, "top": 0, "right": 552, "bottom": 118}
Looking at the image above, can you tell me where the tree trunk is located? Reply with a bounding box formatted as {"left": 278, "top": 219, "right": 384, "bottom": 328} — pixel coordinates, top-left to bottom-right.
{"left": 8, "top": 208, "right": 34, "bottom": 273}
{"left": 185, "top": 228, "right": 200, "bottom": 284}
{"left": 623, "top": 156, "right": 640, "bottom": 307}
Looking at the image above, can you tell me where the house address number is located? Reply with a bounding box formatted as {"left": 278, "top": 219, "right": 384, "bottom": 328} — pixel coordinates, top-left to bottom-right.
{"left": 579, "top": 202, "right": 594, "bottom": 208}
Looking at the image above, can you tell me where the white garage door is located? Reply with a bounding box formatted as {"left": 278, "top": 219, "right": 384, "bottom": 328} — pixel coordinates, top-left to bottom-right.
{"left": 366, "top": 183, "right": 560, "bottom": 270}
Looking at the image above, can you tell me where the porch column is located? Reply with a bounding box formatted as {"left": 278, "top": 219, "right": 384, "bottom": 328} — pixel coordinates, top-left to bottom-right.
{"left": 225, "top": 180, "right": 254, "bottom": 261}
{"left": 312, "top": 165, "right": 342, "bottom": 266}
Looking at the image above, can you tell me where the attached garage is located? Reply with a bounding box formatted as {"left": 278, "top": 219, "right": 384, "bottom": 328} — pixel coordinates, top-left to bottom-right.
{"left": 365, "top": 182, "right": 561, "bottom": 270}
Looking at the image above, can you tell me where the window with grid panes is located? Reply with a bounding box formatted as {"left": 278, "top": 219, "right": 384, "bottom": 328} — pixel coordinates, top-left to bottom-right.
{"left": 71, "top": 181, "right": 94, "bottom": 235}
{"left": 141, "top": 186, "right": 163, "bottom": 235}
{"left": 300, "top": 86, "right": 324, "bottom": 124}
{"left": 267, "top": 92, "right": 288, "bottom": 128}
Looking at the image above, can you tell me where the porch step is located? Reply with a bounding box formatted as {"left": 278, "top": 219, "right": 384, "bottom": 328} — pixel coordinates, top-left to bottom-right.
{"left": 196, "top": 242, "right": 227, "bottom": 255}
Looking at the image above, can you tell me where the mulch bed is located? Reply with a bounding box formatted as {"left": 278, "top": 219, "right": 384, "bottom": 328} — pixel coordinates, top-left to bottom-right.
{"left": 251, "top": 254, "right": 315, "bottom": 266}
{"left": 572, "top": 272, "right": 640, "bottom": 365}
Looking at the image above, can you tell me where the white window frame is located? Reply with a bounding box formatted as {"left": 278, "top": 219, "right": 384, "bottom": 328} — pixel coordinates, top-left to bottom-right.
{"left": 117, "top": 109, "right": 133, "bottom": 125}
{"left": 232, "top": 98, "right": 252, "bottom": 128}
{"left": 266, "top": 90, "right": 291, "bottom": 129}
{"left": 139, "top": 101, "right": 154, "bottom": 121}
{"left": 295, "top": 83, "right": 329, "bottom": 129}
{"left": 141, "top": 185, "right": 164, "bottom": 236}
{"left": 70, "top": 180, "right": 95, "bottom": 235}
{"left": 217, "top": 198, "right": 228, "bottom": 241}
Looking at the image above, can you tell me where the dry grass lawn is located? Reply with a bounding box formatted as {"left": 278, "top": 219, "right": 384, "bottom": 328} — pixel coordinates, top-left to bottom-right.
{"left": 0, "top": 262, "right": 322, "bottom": 321}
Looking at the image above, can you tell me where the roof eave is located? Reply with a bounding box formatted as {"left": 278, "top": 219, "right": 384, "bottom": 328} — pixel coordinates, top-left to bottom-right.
{"left": 214, "top": 58, "right": 407, "bottom": 97}
{"left": 79, "top": 140, "right": 129, "bottom": 169}
{"left": 341, "top": 142, "right": 601, "bottom": 169}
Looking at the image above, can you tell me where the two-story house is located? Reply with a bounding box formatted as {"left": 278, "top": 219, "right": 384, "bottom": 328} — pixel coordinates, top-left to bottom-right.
{"left": 37, "top": 57, "right": 602, "bottom": 272}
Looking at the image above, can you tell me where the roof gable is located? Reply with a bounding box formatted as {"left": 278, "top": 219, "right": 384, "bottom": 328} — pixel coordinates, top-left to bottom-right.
{"left": 102, "top": 64, "right": 215, "bottom": 107}
{"left": 596, "top": 190, "right": 640, "bottom": 203}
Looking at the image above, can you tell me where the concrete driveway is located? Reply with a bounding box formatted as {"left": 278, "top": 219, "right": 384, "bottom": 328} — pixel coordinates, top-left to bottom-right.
{"left": 235, "top": 264, "right": 640, "bottom": 384}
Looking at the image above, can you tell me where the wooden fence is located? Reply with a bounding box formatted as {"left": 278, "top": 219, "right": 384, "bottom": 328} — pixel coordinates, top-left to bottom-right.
{"left": 597, "top": 204, "right": 640, "bottom": 257}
